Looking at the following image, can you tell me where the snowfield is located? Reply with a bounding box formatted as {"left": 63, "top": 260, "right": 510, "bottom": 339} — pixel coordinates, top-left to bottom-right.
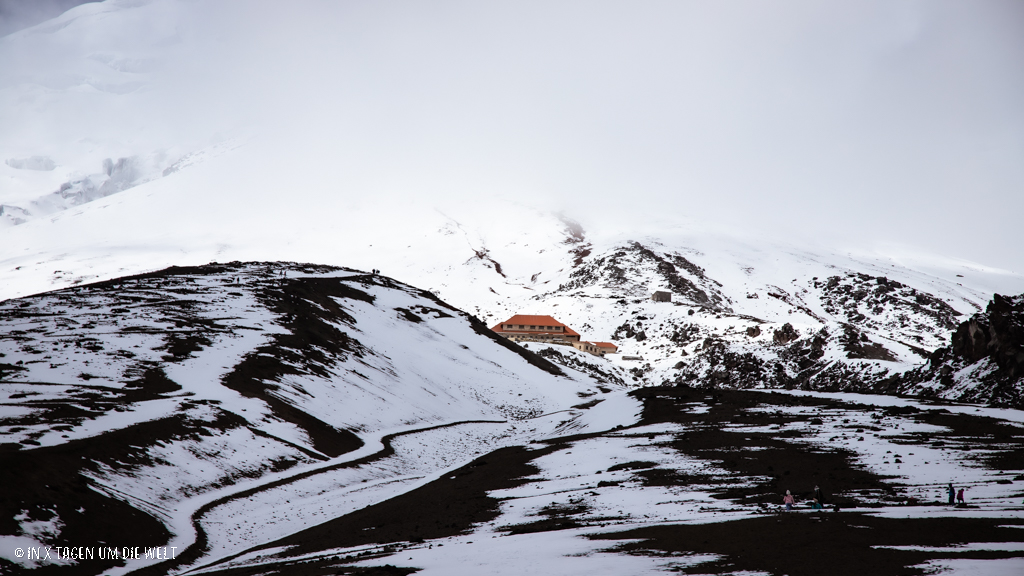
{"left": 199, "top": 387, "right": 1024, "bottom": 576}
{"left": 2, "top": 263, "right": 1021, "bottom": 576}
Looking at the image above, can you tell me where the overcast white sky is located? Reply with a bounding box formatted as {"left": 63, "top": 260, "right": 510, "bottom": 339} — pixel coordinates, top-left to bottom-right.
{"left": 3, "top": 0, "right": 1023, "bottom": 273}
{"left": 261, "top": 0, "right": 1024, "bottom": 272}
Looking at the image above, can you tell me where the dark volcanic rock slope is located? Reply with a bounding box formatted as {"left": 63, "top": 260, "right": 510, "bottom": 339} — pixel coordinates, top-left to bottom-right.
{"left": 894, "top": 293, "right": 1024, "bottom": 407}
{"left": 0, "top": 262, "right": 607, "bottom": 575}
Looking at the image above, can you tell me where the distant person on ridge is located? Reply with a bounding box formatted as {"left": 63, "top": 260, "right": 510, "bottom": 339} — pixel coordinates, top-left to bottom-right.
{"left": 957, "top": 488, "right": 966, "bottom": 506}
{"left": 947, "top": 483, "right": 955, "bottom": 505}
{"left": 783, "top": 490, "right": 795, "bottom": 511}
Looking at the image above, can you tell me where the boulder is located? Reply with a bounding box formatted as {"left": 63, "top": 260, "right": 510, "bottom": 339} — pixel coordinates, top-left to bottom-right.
{"left": 948, "top": 293, "right": 1024, "bottom": 379}
{"left": 773, "top": 323, "right": 799, "bottom": 345}
{"left": 896, "top": 293, "right": 1024, "bottom": 407}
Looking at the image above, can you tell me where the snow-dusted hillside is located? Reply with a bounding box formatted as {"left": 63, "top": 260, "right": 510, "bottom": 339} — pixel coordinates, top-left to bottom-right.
{"left": 309, "top": 207, "right": 1018, "bottom": 404}
{"left": 3, "top": 266, "right": 1023, "bottom": 576}
{"left": 2, "top": 195, "right": 1022, "bottom": 405}
{"left": 512, "top": 234, "right": 990, "bottom": 392}
{"left": 0, "top": 262, "right": 628, "bottom": 573}
{"left": 0, "top": 0, "right": 1022, "bottom": 409}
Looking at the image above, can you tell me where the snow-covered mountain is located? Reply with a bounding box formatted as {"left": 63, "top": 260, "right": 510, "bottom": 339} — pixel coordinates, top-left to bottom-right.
{"left": 1, "top": 0, "right": 1022, "bottom": 452}
{"left": 1, "top": 187, "right": 1022, "bottom": 405}
{"left": 4, "top": 263, "right": 1023, "bottom": 576}
{"left": 0, "top": 262, "right": 629, "bottom": 573}
{"left": 448, "top": 218, "right": 1023, "bottom": 405}
{"left": 1, "top": 1, "right": 1021, "bottom": 406}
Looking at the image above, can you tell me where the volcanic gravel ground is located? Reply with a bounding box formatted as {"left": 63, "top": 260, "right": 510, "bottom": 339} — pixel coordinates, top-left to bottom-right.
{"left": 594, "top": 514, "right": 1024, "bottom": 576}
{"left": 204, "top": 387, "right": 1024, "bottom": 576}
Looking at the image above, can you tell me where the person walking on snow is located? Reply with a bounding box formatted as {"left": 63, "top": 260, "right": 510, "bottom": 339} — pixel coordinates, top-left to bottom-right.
{"left": 957, "top": 488, "right": 966, "bottom": 506}
{"left": 783, "top": 490, "right": 795, "bottom": 511}
{"left": 947, "top": 483, "right": 955, "bottom": 505}
{"left": 814, "top": 485, "right": 825, "bottom": 504}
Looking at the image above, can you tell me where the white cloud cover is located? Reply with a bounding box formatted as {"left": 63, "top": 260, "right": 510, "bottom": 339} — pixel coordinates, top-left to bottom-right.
{"left": 0, "top": 0, "right": 1021, "bottom": 275}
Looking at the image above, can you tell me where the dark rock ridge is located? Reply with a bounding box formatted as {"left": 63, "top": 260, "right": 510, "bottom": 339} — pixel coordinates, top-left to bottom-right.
{"left": 670, "top": 292, "right": 1024, "bottom": 408}
{"left": 951, "top": 294, "right": 1024, "bottom": 372}
{"left": 892, "top": 293, "right": 1024, "bottom": 407}
{"left": 817, "top": 273, "right": 962, "bottom": 342}
{"left": 555, "top": 242, "right": 730, "bottom": 311}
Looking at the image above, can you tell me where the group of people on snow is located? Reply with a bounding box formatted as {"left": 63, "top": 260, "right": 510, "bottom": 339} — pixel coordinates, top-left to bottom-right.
{"left": 947, "top": 483, "right": 967, "bottom": 506}
{"left": 782, "top": 485, "right": 831, "bottom": 511}
{"left": 781, "top": 482, "right": 970, "bottom": 512}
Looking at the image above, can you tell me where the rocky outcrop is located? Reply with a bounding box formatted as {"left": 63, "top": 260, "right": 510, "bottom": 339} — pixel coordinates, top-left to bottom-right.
{"left": 672, "top": 323, "right": 896, "bottom": 395}
{"left": 555, "top": 242, "right": 730, "bottom": 311}
{"left": 894, "top": 293, "right": 1024, "bottom": 407}
{"left": 672, "top": 337, "right": 786, "bottom": 389}
{"left": 773, "top": 323, "right": 799, "bottom": 345}
{"left": 816, "top": 273, "right": 962, "bottom": 350}
{"left": 839, "top": 324, "right": 897, "bottom": 362}
{"left": 672, "top": 293, "right": 1024, "bottom": 408}
{"left": 950, "top": 294, "right": 1024, "bottom": 373}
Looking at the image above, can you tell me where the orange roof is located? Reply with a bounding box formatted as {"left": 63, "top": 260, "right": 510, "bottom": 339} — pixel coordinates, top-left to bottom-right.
{"left": 492, "top": 315, "right": 579, "bottom": 336}
{"left": 591, "top": 342, "right": 618, "bottom": 349}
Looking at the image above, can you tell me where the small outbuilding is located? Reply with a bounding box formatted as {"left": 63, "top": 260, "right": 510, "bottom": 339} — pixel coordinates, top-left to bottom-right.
{"left": 651, "top": 290, "right": 672, "bottom": 302}
{"left": 573, "top": 341, "right": 602, "bottom": 356}
{"left": 571, "top": 341, "right": 619, "bottom": 357}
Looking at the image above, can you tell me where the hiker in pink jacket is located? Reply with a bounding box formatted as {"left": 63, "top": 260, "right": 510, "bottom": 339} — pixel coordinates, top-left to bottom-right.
{"left": 783, "top": 490, "right": 796, "bottom": 511}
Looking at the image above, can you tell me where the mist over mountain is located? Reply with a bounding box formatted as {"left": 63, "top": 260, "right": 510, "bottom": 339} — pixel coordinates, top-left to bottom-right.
{"left": 1, "top": 0, "right": 1022, "bottom": 277}
{"left": 2, "top": 3, "right": 1024, "bottom": 575}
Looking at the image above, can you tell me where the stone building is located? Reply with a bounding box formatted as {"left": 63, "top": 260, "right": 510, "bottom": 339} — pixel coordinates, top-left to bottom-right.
{"left": 573, "top": 341, "right": 619, "bottom": 357}
{"left": 573, "top": 341, "right": 602, "bottom": 355}
{"left": 492, "top": 315, "right": 621, "bottom": 358}
{"left": 491, "top": 315, "right": 580, "bottom": 343}
{"left": 651, "top": 290, "right": 672, "bottom": 302}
